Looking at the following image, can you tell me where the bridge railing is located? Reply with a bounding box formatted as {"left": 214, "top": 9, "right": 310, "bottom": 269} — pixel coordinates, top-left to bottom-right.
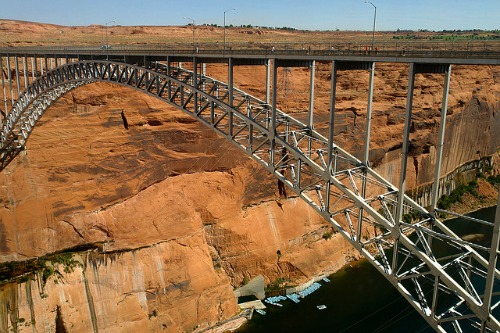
{"left": 1, "top": 39, "right": 500, "bottom": 60}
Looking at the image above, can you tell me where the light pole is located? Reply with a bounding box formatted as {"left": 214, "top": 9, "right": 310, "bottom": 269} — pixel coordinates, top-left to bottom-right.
{"left": 365, "top": 1, "right": 376, "bottom": 52}
{"left": 224, "top": 8, "right": 236, "bottom": 52}
{"left": 184, "top": 17, "right": 195, "bottom": 50}
{"left": 105, "top": 20, "right": 115, "bottom": 48}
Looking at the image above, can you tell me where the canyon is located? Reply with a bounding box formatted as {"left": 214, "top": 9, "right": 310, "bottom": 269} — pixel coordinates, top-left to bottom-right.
{"left": 0, "top": 21, "right": 499, "bottom": 333}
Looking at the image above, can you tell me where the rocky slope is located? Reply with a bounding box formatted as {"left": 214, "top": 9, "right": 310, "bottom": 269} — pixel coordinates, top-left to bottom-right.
{"left": 0, "top": 35, "right": 499, "bottom": 333}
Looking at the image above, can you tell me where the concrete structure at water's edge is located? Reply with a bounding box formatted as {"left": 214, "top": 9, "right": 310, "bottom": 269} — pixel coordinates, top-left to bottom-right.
{"left": 0, "top": 45, "right": 499, "bottom": 333}
{"left": 234, "top": 275, "right": 265, "bottom": 300}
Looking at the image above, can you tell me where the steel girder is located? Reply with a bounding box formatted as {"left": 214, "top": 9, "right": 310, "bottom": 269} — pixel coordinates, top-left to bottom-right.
{"left": 0, "top": 60, "right": 499, "bottom": 332}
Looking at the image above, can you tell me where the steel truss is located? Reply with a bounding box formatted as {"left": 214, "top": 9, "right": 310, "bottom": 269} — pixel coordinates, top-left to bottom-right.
{"left": 0, "top": 59, "right": 499, "bottom": 332}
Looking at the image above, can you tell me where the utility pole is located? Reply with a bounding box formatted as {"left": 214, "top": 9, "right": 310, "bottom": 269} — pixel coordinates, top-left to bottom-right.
{"left": 224, "top": 8, "right": 236, "bottom": 52}
{"left": 365, "top": 1, "right": 377, "bottom": 51}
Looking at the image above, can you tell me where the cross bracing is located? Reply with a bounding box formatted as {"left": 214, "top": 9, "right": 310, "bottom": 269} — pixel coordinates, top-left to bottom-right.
{"left": 0, "top": 52, "right": 499, "bottom": 332}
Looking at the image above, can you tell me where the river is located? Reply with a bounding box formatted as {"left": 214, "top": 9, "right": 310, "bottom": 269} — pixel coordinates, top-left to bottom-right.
{"left": 237, "top": 206, "right": 497, "bottom": 333}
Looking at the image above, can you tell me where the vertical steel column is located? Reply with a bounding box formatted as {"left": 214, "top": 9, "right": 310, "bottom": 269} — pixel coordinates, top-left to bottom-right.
{"left": 357, "top": 62, "right": 376, "bottom": 241}
{"left": 430, "top": 64, "right": 452, "bottom": 215}
{"left": 270, "top": 58, "right": 278, "bottom": 165}
{"left": 326, "top": 61, "right": 338, "bottom": 212}
{"left": 22, "top": 56, "right": 28, "bottom": 90}
{"left": 193, "top": 57, "right": 198, "bottom": 114}
{"left": 266, "top": 59, "right": 271, "bottom": 104}
{"left": 40, "top": 57, "right": 44, "bottom": 75}
{"left": 167, "top": 56, "right": 172, "bottom": 101}
{"left": 392, "top": 63, "right": 416, "bottom": 273}
{"left": 327, "top": 61, "right": 337, "bottom": 172}
{"left": 7, "top": 55, "right": 14, "bottom": 106}
{"left": 31, "top": 57, "right": 36, "bottom": 82}
{"left": 363, "top": 62, "right": 375, "bottom": 166}
{"left": 202, "top": 62, "right": 206, "bottom": 92}
{"left": 308, "top": 61, "right": 316, "bottom": 158}
{"left": 482, "top": 191, "right": 500, "bottom": 332}
{"left": 15, "top": 56, "right": 21, "bottom": 98}
{"left": 228, "top": 58, "right": 234, "bottom": 137}
{"left": 308, "top": 60, "right": 315, "bottom": 129}
{"left": 0, "top": 56, "right": 8, "bottom": 119}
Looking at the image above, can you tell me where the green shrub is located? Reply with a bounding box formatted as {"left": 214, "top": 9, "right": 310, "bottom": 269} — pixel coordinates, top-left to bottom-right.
{"left": 437, "top": 179, "right": 480, "bottom": 210}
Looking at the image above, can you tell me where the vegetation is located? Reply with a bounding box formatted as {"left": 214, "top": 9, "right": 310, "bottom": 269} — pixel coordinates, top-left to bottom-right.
{"left": 392, "top": 29, "right": 500, "bottom": 40}
{"left": 322, "top": 231, "right": 333, "bottom": 240}
{"left": 437, "top": 179, "right": 480, "bottom": 210}
{"left": 0, "top": 250, "right": 82, "bottom": 286}
{"left": 487, "top": 174, "right": 500, "bottom": 186}
{"left": 202, "top": 23, "right": 297, "bottom": 31}
{"left": 393, "top": 32, "right": 500, "bottom": 41}
{"left": 402, "top": 210, "right": 426, "bottom": 224}
{"left": 148, "top": 309, "right": 158, "bottom": 319}
{"left": 265, "top": 277, "right": 290, "bottom": 293}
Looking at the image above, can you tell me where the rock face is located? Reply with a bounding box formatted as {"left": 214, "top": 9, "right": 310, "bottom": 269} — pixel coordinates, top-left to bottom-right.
{"left": 1, "top": 242, "right": 237, "bottom": 333}
{"left": 0, "top": 61, "right": 499, "bottom": 332}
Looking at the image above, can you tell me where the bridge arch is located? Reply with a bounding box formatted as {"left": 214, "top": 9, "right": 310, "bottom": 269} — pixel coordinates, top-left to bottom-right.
{"left": 1, "top": 58, "right": 499, "bottom": 332}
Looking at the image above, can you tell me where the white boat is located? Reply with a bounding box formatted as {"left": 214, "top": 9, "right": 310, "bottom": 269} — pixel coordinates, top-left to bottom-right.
{"left": 317, "top": 305, "right": 327, "bottom": 310}
{"left": 286, "top": 293, "right": 301, "bottom": 303}
{"left": 255, "top": 309, "right": 267, "bottom": 315}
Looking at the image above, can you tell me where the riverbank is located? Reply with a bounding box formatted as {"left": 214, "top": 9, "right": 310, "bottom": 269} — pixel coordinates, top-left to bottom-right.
{"left": 196, "top": 317, "right": 248, "bottom": 333}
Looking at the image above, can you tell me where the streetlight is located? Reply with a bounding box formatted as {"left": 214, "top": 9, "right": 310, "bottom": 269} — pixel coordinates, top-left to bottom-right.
{"left": 224, "top": 8, "right": 236, "bottom": 52}
{"left": 104, "top": 20, "right": 115, "bottom": 48}
{"left": 365, "top": 1, "right": 376, "bottom": 52}
{"left": 184, "top": 17, "right": 195, "bottom": 50}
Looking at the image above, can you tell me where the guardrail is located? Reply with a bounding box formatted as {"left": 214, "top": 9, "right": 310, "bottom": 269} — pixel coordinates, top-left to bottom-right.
{"left": 1, "top": 46, "right": 500, "bottom": 59}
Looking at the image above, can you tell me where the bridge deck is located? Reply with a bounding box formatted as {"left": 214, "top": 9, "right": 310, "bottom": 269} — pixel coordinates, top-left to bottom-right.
{"left": 0, "top": 46, "right": 499, "bottom": 65}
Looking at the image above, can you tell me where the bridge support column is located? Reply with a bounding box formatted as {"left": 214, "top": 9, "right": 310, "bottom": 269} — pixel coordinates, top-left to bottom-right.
{"left": 0, "top": 56, "right": 8, "bottom": 122}
{"left": 31, "top": 57, "right": 36, "bottom": 82}
{"left": 22, "top": 56, "right": 28, "bottom": 91}
{"left": 228, "top": 58, "right": 234, "bottom": 137}
{"left": 308, "top": 60, "right": 315, "bottom": 129}
{"left": 307, "top": 61, "right": 315, "bottom": 157}
{"left": 363, "top": 63, "right": 375, "bottom": 167}
{"left": 202, "top": 62, "right": 206, "bottom": 92}
{"left": 327, "top": 61, "right": 338, "bottom": 177}
{"left": 430, "top": 64, "right": 452, "bottom": 215}
{"left": 193, "top": 57, "right": 198, "bottom": 115}
{"left": 392, "top": 63, "right": 417, "bottom": 272}
{"left": 15, "top": 56, "right": 21, "bottom": 99}
{"left": 358, "top": 61, "right": 376, "bottom": 241}
{"left": 6, "top": 56, "right": 13, "bottom": 106}
{"left": 266, "top": 59, "right": 271, "bottom": 104}
{"left": 167, "top": 57, "right": 172, "bottom": 101}
{"left": 324, "top": 61, "right": 338, "bottom": 212}
{"left": 270, "top": 58, "right": 278, "bottom": 164}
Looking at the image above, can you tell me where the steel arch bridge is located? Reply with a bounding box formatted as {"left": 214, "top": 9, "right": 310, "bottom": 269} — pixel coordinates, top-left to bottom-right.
{"left": 0, "top": 50, "right": 500, "bottom": 332}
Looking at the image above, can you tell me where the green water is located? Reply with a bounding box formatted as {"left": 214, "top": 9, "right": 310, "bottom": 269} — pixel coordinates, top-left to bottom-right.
{"left": 237, "top": 206, "right": 497, "bottom": 333}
